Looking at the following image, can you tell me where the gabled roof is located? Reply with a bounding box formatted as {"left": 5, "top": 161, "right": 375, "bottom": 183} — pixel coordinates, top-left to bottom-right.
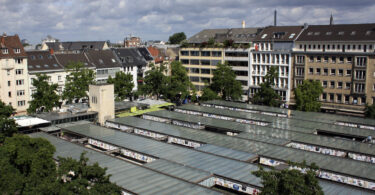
{"left": 112, "top": 48, "right": 148, "bottom": 67}
{"left": 27, "top": 51, "right": 64, "bottom": 72}
{"left": 188, "top": 28, "right": 262, "bottom": 43}
{"left": 54, "top": 53, "right": 95, "bottom": 69}
{"left": 46, "top": 41, "right": 106, "bottom": 51}
{"left": 253, "top": 25, "right": 304, "bottom": 42}
{"left": 85, "top": 50, "right": 122, "bottom": 69}
{"left": 137, "top": 47, "right": 153, "bottom": 61}
{"left": 297, "top": 23, "right": 375, "bottom": 42}
{"left": 0, "top": 34, "right": 27, "bottom": 58}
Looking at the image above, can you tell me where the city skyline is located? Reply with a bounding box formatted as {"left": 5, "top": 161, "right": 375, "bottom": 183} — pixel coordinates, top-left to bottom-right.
{"left": 1, "top": 0, "right": 375, "bottom": 44}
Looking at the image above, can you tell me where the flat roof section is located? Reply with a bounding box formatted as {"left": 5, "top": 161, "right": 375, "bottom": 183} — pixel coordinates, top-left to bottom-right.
{"left": 61, "top": 124, "right": 264, "bottom": 188}
{"left": 28, "top": 132, "right": 219, "bottom": 195}
{"left": 108, "top": 117, "right": 375, "bottom": 195}
{"left": 144, "top": 110, "right": 290, "bottom": 146}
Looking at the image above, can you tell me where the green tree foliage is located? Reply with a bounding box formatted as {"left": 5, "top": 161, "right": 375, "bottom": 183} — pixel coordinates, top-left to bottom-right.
{"left": 252, "top": 66, "right": 281, "bottom": 107}
{"left": 0, "top": 101, "right": 17, "bottom": 143}
{"left": 166, "top": 61, "right": 194, "bottom": 103}
{"left": 62, "top": 62, "right": 95, "bottom": 103}
{"left": 365, "top": 103, "right": 375, "bottom": 118}
{"left": 210, "top": 62, "right": 243, "bottom": 101}
{"left": 201, "top": 87, "right": 219, "bottom": 101}
{"left": 27, "top": 74, "right": 60, "bottom": 113}
{"left": 0, "top": 135, "right": 57, "bottom": 194}
{"left": 108, "top": 71, "right": 134, "bottom": 101}
{"left": 141, "top": 63, "right": 168, "bottom": 100}
{"left": 0, "top": 135, "right": 122, "bottom": 194}
{"left": 294, "top": 80, "right": 323, "bottom": 112}
{"left": 54, "top": 152, "right": 122, "bottom": 194}
{"left": 253, "top": 162, "right": 323, "bottom": 195}
{"left": 168, "top": 32, "right": 187, "bottom": 44}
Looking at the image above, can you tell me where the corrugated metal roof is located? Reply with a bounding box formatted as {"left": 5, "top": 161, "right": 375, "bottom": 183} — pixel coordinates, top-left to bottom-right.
{"left": 29, "top": 132, "right": 220, "bottom": 195}
{"left": 196, "top": 144, "right": 255, "bottom": 162}
{"left": 61, "top": 124, "right": 263, "bottom": 188}
{"left": 179, "top": 104, "right": 375, "bottom": 156}
{"left": 109, "top": 117, "right": 375, "bottom": 195}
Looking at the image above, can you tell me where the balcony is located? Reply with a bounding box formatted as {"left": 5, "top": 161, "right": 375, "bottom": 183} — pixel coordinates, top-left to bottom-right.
{"left": 1, "top": 63, "right": 14, "bottom": 70}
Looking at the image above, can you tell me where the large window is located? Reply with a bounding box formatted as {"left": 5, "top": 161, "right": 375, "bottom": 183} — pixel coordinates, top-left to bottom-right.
{"left": 234, "top": 71, "right": 248, "bottom": 76}
{"left": 190, "top": 60, "right": 199, "bottom": 65}
{"left": 190, "top": 51, "right": 199, "bottom": 56}
{"left": 227, "top": 61, "right": 248, "bottom": 67}
{"left": 180, "top": 51, "right": 189, "bottom": 56}
{"left": 296, "top": 56, "right": 305, "bottom": 64}
{"left": 201, "top": 51, "right": 210, "bottom": 56}
{"left": 225, "top": 52, "right": 248, "bottom": 57}
{"left": 16, "top": 79, "right": 24, "bottom": 86}
{"left": 15, "top": 69, "right": 23, "bottom": 75}
{"left": 356, "top": 57, "right": 366, "bottom": 67}
{"left": 354, "top": 83, "right": 365, "bottom": 93}
{"left": 181, "top": 59, "right": 189, "bottom": 64}
{"left": 212, "top": 51, "right": 222, "bottom": 57}
{"left": 201, "top": 60, "right": 210, "bottom": 65}
{"left": 355, "top": 70, "right": 366, "bottom": 80}
{"left": 189, "top": 76, "right": 199, "bottom": 82}
{"left": 201, "top": 69, "right": 210, "bottom": 74}
{"left": 190, "top": 68, "right": 199, "bottom": 73}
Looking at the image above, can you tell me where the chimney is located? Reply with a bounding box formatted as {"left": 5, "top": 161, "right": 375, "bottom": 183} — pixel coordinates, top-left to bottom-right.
{"left": 49, "top": 48, "right": 54, "bottom": 55}
{"left": 242, "top": 20, "right": 246, "bottom": 28}
{"left": 274, "top": 10, "right": 277, "bottom": 26}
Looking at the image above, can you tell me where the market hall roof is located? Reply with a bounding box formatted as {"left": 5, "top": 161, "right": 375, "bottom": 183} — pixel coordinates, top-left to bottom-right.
{"left": 29, "top": 132, "right": 219, "bottom": 195}
{"left": 296, "top": 23, "right": 375, "bottom": 42}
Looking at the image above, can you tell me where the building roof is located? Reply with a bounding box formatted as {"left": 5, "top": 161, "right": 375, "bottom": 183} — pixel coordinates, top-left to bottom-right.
{"left": 54, "top": 53, "right": 95, "bottom": 69}
{"left": 297, "top": 23, "right": 375, "bottom": 42}
{"left": 85, "top": 50, "right": 122, "bottom": 69}
{"left": 137, "top": 47, "right": 154, "bottom": 61}
{"left": 188, "top": 28, "right": 261, "bottom": 43}
{"left": 0, "top": 34, "right": 27, "bottom": 58}
{"left": 27, "top": 50, "right": 64, "bottom": 72}
{"left": 29, "top": 132, "right": 219, "bottom": 195}
{"left": 45, "top": 41, "right": 107, "bottom": 51}
{"left": 253, "top": 25, "right": 304, "bottom": 42}
{"left": 112, "top": 48, "right": 148, "bottom": 67}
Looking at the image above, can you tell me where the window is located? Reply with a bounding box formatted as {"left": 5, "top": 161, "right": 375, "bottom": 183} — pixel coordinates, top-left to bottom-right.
{"left": 338, "top": 82, "right": 343, "bottom": 89}
{"left": 316, "top": 68, "right": 321, "bottom": 75}
{"left": 8, "top": 92, "right": 11, "bottom": 97}
{"left": 324, "top": 56, "right": 328, "bottom": 63}
{"left": 309, "top": 56, "right": 314, "bottom": 62}
{"left": 190, "top": 68, "right": 199, "bottom": 73}
{"left": 201, "top": 60, "right": 210, "bottom": 65}
{"left": 14, "top": 48, "right": 21, "bottom": 53}
{"left": 347, "top": 45, "right": 351, "bottom": 50}
{"left": 338, "top": 69, "right": 343, "bottom": 76}
{"left": 181, "top": 59, "right": 189, "bottom": 64}
{"left": 7, "top": 70, "right": 10, "bottom": 75}
{"left": 189, "top": 76, "right": 199, "bottom": 82}
{"left": 316, "top": 56, "right": 321, "bottom": 62}
{"left": 296, "top": 56, "right": 305, "bottom": 64}
{"left": 323, "top": 68, "right": 328, "bottom": 75}
{"left": 339, "top": 57, "right": 344, "bottom": 63}
{"left": 190, "top": 51, "right": 199, "bottom": 56}
{"left": 234, "top": 71, "right": 248, "bottom": 76}
{"left": 309, "top": 67, "right": 313, "bottom": 74}
{"left": 329, "top": 94, "right": 334, "bottom": 102}
{"left": 58, "top": 76, "right": 62, "bottom": 81}
{"left": 323, "top": 81, "right": 327, "bottom": 88}
{"left": 345, "top": 82, "right": 351, "bottom": 89}
{"left": 346, "top": 69, "right": 352, "bottom": 76}
{"left": 296, "top": 67, "right": 304, "bottom": 76}
{"left": 330, "top": 81, "right": 335, "bottom": 88}
{"left": 16, "top": 79, "right": 24, "bottom": 86}
{"left": 337, "top": 94, "right": 342, "bottom": 103}
{"left": 181, "top": 51, "right": 189, "bottom": 56}
{"left": 17, "top": 90, "right": 25, "bottom": 96}
{"left": 356, "top": 57, "right": 366, "bottom": 67}
{"left": 91, "top": 96, "right": 98, "bottom": 104}
{"left": 17, "top": 101, "right": 26, "bottom": 107}
{"left": 15, "top": 69, "right": 23, "bottom": 75}
{"left": 212, "top": 51, "right": 222, "bottom": 57}
{"left": 330, "top": 69, "right": 336, "bottom": 76}
{"left": 345, "top": 95, "right": 350, "bottom": 103}
{"left": 354, "top": 83, "right": 365, "bottom": 93}
{"left": 355, "top": 70, "right": 366, "bottom": 80}
{"left": 331, "top": 56, "right": 336, "bottom": 63}
{"left": 201, "top": 51, "right": 210, "bottom": 56}
{"left": 347, "top": 57, "right": 352, "bottom": 63}
{"left": 190, "top": 60, "right": 199, "bottom": 65}
{"left": 2, "top": 48, "right": 8, "bottom": 54}
{"left": 332, "top": 45, "right": 336, "bottom": 50}
{"left": 201, "top": 69, "right": 210, "bottom": 74}
{"left": 322, "top": 93, "right": 327, "bottom": 101}
{"left": 8, "top": 81, "right": 11, "bottom": 86}
{"left": 15, "top": 58, "right": 23, "bottom": 64}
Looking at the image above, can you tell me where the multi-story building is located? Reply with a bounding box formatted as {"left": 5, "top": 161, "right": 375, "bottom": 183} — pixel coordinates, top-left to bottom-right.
{"left": 292, "top": 23, "right": 375, "bottom": 114}
{"left": 124, "top": 36, "right": 141, "bottom": 48}
{"left": 180, "top": 28, "right": 261, "bottom": 100}
{"left": 249, "top": 26, "right": 305, "bottom": 103}
{"left": 0, "top": 34, "right": 30, "bottom": 114}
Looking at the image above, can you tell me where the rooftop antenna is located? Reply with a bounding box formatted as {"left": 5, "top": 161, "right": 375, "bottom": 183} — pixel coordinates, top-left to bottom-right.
{"left": 274, "top": 10, "right": 277, "bottom": 26}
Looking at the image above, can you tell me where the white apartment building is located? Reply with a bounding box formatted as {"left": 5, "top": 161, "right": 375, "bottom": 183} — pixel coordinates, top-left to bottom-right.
{"left": 249, "top": 26, "right": 305, "bottom": 103}
{"left": 0, "top": 34, "right": 31, "bottom": 114}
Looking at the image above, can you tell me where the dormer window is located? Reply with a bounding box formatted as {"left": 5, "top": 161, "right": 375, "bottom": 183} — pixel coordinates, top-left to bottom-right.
{"left": 314, "top": 32, "right": 320, "bottom": 35}
{"left": 99, "top": 59, "right": 104, "bottom": 64}
{"left": 338, "top": 31, "right": 344, "bottom": 35}
{"left": 31, "top": 55, "right": 36, "bottom": 60}
{"left": 14, "top": 48, "right": 20, "bottom": 53}
{"left": 351, "top": 31, "right": 356, "bottom": 35}
{"left": 289, "top": 33, "right": 296, "bottom": 39}
{"left": 2, "top": 48, "right": 8, "bottom": 54}
{"left": 326, "top": 32, "right": 332, "bottom": 35}
{"left": 39, "top": 55, "right": 43, "bottom": 59}
{"left": 307, "top": 32, "right": 313, "bottom": 35}
{"left": 261, "top": 34, "right": 268, "bottom": 39}
{"left": 366, "top": 30, "right": 372, "bottom": 35}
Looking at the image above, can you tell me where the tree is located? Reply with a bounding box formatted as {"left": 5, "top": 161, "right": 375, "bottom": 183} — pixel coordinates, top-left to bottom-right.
{"left": 168, "top": 32, "right": 186, "bottom": 44}
{"left": 365, "top": 103, "right": 375, "bottom": 118}
{"left": 294, "top": 80, "right": 323, "bottom": 112}
{"left": 252, "top": 66, "right": 281, "bottom": 107}
{"left": 0, "top": 101, "right": 17, "bottom": 143}
{"left": 141, "top": 63, "right": 168, "bottom": 100}
{"left": 27, "top": 74, "right": 60, "bottom": 113}
{"left": 210, "top": 62, "right": 243, "bottom": 101}
{"left": 166, "top": 61, "right": 194, "bottom": 103}
{"left": 201, "top": 87, "right": 219, "bottom": 101}
{"left": 252, "top": 162, "right": 323, "bottom": 195}
{"left": 62, "top": 62, "right": 95, "bottom": 103}
{"left": 0, "top": 135, "right": 57, "bottom": 194}
{"left": 108, "top": 71, "right": 134, "bottom": 101}
{"left": 0, "top": 135, "right": 122, "bottom": 194}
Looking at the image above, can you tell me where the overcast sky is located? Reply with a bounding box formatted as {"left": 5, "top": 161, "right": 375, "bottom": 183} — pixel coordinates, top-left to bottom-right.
{"left": 1, "top": 0, "right": 375, "bottom": 44}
